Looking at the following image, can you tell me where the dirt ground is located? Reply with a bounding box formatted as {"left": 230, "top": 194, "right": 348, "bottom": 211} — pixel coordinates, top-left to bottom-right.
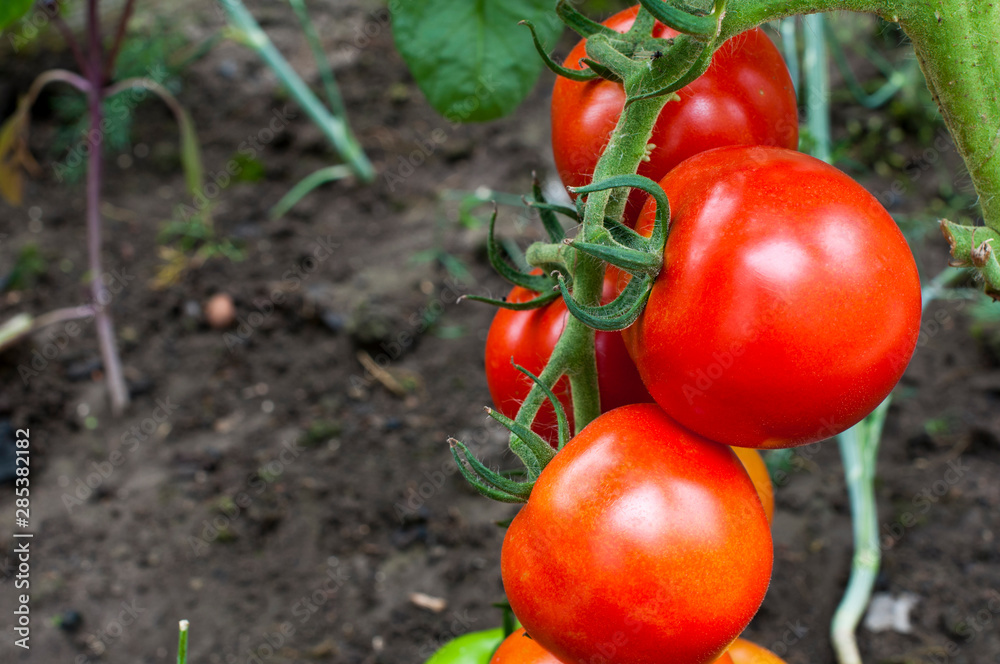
{"left": 1, "top": 2, "right": 999, "bottom": 663}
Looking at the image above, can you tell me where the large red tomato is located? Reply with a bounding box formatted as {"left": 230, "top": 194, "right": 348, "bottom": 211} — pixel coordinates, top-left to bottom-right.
{"left": 502, "top": 404, "right": 773, "bottom": 664}
{"left": 624, "top": 146, "right": 922, "bottom": 448}
{"left": 552, "top": 6, "right": 798, "bottom": 224}
{"left": 485, "top": 274, "right": 652, "bottom": 443}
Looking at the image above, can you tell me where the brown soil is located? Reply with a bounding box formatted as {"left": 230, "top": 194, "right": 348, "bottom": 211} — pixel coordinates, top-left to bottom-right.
{"left": 1, "top": 3, "right": 998, "bottom": 664}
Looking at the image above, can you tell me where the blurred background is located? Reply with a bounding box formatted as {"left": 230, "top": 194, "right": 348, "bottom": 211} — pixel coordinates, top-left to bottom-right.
{"left": 1, "top": 1, "right": 999, "bottom": 662}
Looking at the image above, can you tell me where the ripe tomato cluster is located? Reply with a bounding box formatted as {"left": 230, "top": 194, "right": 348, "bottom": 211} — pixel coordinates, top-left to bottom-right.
{"left": 472, "top": 6, "right": 922, "bottom": 664}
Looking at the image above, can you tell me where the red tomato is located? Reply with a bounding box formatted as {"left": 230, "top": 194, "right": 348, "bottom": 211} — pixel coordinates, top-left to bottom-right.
{"left": 552, "top": 6, "right": 798, "bottom": 224}
{"left": 502, "top": 404, "right": 772, "bottom": 664}
{"left": 485, "top": 274, "right": 652, "bottom": 444}
{"left": 492, "top": 628, "right": 736, "bottom": 664}
{"left": 733, "top": 447, "right": 774, "bottom": 524}
{"left": 624, "top": 146, "right": 922, "bottom": 448}
{"left": 722, "top": 638, "right": 788, "bottom": 664}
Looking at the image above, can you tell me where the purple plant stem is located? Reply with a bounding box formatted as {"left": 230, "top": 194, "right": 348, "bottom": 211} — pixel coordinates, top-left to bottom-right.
{"left": 86, "top": 0, "right": 129, "bottom": 415}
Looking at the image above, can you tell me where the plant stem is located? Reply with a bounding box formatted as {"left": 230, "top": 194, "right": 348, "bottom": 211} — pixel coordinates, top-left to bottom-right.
{"left": 830, "top": 267, "right": 965, "bottom": 663}
{"left": 802, "top": 14, "right": 831, "bottom": 163}
{"left": 831, "top": 399, "right": 888, "bottom": 664}
{"left": 220, "top": 0, "right": 375, "bottom": 183}
{"left": 517, "top": 93, "right": 670, "bottom": 435}
{"left": 721, "top": 0, "right": 1000, "bottom": 240}
{"left": 177, "top": 619, "right": 189, "bottom": 664}
{"left": 105, "top": 0, "right": 138, "bottom": 79}
{"left": 87, "top": 0, "right": 130, "bottom": 416}
{"left": 52, "top": 12, "right": 90, "bottom": 78}
{"left": 287, "top": 0, "right": 347, "bottom": 118}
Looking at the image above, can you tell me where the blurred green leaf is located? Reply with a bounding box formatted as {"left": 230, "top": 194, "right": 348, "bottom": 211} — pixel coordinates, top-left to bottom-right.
{"left": 0, "top": 0, "right": 33, "bottom": 31}
{"left": 391, "top": 0, "right": 562, "bottom": 122}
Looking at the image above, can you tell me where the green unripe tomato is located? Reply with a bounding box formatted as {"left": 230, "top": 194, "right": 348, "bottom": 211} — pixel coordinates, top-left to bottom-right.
{"left": 425, "top": 628, "right": 505, "bottom": 664}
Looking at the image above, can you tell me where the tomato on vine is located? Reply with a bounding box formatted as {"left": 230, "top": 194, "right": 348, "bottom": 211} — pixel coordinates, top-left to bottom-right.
{"left": 485, "top": 273, "right": 651, "bottom": 444}
{"left": 624, "top": 146, "right": 922, "bottom": 449}
{"left": 501, "top": 404, "right": 772, "bottom": 664}
{"left": 552, "top": 6, "right": 799, "bottom": 224}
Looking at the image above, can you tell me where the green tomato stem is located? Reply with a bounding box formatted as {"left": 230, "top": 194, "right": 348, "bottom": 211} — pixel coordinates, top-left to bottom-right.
{"left": 720, "top": 0, "right": 1000, "bottom": 289}
{"left": 831, "top": 268, "right": 964, "bottom": 663}
{"left": 516, "top": 90, "right": 670, "bottom": 437}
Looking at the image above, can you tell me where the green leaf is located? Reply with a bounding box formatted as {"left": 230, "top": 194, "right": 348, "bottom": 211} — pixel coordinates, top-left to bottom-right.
{"left": 0, "top": 0, "right": 33, "bottom": 32}
{"left": 391, "top": 0, "right": 562, "bottom": 123}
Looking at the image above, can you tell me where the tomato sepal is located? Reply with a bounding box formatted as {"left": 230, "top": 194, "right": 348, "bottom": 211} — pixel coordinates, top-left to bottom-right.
{"left": 520, "top": 20, "right": 601, "bottom": 83}
{"left": 567, "top": 238, "right": 662, "bottom": 276}
{"left": 940, "top": 219, "right": 1000, "bottom": 300}
{"left": 448, "top": 438, "right": 533, "bottom": 503}
{"left": 486, "top": 204, "right": 560, "bottom": 292}
{"left": 485, "top": 406, "right": 556, "bottom": 473}
{"left": 572, "top": 174, "right": 669, "bottom": 251}
{"left": 461, "top": 291, "right": 560, "bottom": 311}
{"left": 636, "top": 0, "right": 724, "bottom": 39}
{"left": 555, "top": 0, "right": 620, "bottom": 39}
{"left": 624, "top": 7, "right": 657, "bottom": 39}
{"left": 531, "top": 173, "right": 569, "bottom": 242}
{"left": 556, "top": 271, "right": 653, "bottom": 331}
{"left": 510, "top": 362, "right": 571, "bottom": 449}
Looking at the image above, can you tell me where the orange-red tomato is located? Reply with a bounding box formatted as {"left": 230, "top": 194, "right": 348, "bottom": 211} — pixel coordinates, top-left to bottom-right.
{"left": 502, "top": 404, "right": 772, "bottom": 664}
{"left": 733, "top": 447, "right": 775, "bottom": 524}
{"left": 552, "top": 6, "right": 798, "bottom": 224}
{"left": 493, "top": 628, "right": 736, "bottom": 664}
{"left": 625, "top": 146, "right": 922, "bottom": 448}
{"left": 721, "top": 638, "right": 788, "bottom": 664}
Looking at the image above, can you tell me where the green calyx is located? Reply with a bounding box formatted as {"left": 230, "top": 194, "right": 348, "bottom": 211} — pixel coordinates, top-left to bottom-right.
{"left": 940, "top": 221, "right": 1000, "bottom": 301}
{"left": 449, "top": 364, "right": 571, "bottom": 503}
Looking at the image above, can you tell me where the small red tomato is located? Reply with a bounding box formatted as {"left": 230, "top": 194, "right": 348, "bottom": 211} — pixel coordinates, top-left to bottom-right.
{"left": 485, "top": 274, "right": 652, "bottom": 443}
{"left": 552, "top": 6, "right": 798, "bottom": 224}
{"left": 625, "top": 146, "right": 922, "bottom": 448}
{"left": 722, "top": 638, "right": 788, "bottom": 664}
{"left": 502, "top": 404, "right": 773, "bottom": 664}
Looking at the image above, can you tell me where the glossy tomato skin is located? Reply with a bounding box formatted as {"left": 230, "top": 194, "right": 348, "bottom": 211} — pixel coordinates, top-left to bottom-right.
{"left": 733, "top": 447, "right": 774, "bottom": 524}
{"left": 624, "top": 146, "right": 922, "bottom": 448}
{"left": 723, "top": 638, "right": 788, "bottom": 664}
{"left": 502, "top": 404, "right": 773, "bottom": 664}
{"left": 485, "top": 275, "right": 652, "bottom": 443}
{"left": 552, "top": 6, "right": 798, "bottom": 224}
